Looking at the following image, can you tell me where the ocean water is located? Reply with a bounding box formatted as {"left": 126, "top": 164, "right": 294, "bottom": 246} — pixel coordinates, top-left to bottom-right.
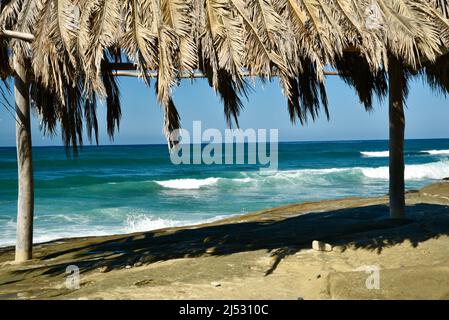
{"left": 1, "top": 139, "right": 449, "bottom": 247}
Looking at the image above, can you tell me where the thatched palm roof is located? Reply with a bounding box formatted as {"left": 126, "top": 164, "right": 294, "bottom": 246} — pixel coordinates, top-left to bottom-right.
{"left": 1, "top": 0, "right": 449, "bottom": 150}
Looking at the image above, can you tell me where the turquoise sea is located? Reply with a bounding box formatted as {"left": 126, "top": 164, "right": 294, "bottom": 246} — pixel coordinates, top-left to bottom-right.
{"left": 1, "top": 139, "right": 449, "bottom": 247}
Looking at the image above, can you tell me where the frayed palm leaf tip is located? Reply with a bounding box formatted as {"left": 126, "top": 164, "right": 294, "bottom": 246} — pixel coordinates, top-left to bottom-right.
{"left": 163, "top": 97, "right": 181, "bottom": 151}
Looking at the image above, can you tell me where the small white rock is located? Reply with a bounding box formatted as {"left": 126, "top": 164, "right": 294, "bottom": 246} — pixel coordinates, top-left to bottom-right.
{"left": 211, "top": 281, "right": 221, "bottom": 287}
{"left": 312, "top": 240, "right": 333, "bottom": 252}
{"left": 125, "top": 265, "right": 132, "bottom": 269}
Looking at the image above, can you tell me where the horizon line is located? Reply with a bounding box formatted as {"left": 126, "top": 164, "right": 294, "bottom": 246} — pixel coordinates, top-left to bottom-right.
{"left": 1, "top": 136, "right": 449, "bottom": 149}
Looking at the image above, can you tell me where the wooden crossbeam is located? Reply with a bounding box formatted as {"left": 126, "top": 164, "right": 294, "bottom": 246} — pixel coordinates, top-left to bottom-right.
{"left": 1, "top": 30, "right": 341, "bottom": 77}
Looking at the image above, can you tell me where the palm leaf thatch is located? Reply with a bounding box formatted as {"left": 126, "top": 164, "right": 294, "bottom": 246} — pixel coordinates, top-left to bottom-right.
{"left": 2, "top": 0, "right": 449, "bottom": 150}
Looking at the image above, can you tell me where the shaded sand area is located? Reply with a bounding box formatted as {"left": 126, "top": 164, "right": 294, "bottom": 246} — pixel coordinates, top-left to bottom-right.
{"left": 1, "top": 183, "right": 449, "bottom": 300}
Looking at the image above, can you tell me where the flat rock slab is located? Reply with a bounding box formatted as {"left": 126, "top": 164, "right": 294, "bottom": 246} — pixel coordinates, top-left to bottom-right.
{"left": 328, "top": 265, "right": 449, "bottom": 300}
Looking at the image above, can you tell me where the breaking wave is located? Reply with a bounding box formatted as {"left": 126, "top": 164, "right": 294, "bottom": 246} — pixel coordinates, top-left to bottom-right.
{"left": 124, "top": 214, "right": 227, "bottom": 233}
{"left": 361, "top": 160, "right": 449, "bottom": 180}
{"left": 360, "top": 151, "right": 389, "bottom": 158}
{"left": 153, "top": 159, "right": 449, "bottom": 191}
{"left": 154, "top": 177, "right": 220, "bottom": 189}
{"left": 423, "top": 149, "right": 449, "bottom": 156}
{"left": 361, "top": 149, "right": 449, "bottom": 158}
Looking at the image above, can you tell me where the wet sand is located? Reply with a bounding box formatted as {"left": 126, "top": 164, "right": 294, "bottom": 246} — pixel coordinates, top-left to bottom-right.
{"left": 1, "top": 182, "right": 449, "bottom": 300}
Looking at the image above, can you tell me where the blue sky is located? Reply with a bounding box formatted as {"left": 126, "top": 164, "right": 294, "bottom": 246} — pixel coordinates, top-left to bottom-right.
{"left": 0, "top": 75, "right": 448, "bottom": 147}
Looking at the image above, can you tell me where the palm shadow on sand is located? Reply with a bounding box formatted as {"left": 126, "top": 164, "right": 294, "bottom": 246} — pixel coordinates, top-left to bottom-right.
{"left": 2, "top": 202, "right": 448, "bottom": 281}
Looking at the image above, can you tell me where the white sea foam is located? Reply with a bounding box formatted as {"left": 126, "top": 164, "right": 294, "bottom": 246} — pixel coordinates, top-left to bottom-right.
{"left": 154, "top": 160, "right": 449, "bottom": 192}
{"left": 0, "top": 214, "right": 231, "bottom": 247}
{"left": 248, "top": 161, "right": 449, "bottom": 182}
{"left": 155, "top": 177, "right": 220, "bottom": 189}
{"left": 362, "top": 149, "right": 449, "bottom": 157}
{"left": 125, "top": 215, "right": 182, "bottom": 232}
{"left": 0, "top": 227, "right": 125, "bottom": 247}
{"left": 360, "top": 151, "right": 389, "bottom": 158}
{"left": 155, "top": 169, "right": 355, "bottom": 191}
{"left": 124, "top": 214, "right": 227, "bottom": 233}
{"left": 423, "top": 149, "right": 449, "bottom": 155}
{"left": 361, "top": 160, "right": 449, "bottom": 180}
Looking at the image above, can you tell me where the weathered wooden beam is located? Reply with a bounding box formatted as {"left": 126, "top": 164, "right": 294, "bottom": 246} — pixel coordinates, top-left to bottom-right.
{"left": 0, "top": 30, "right": 341, "bottom": 77}
{"left": 112, "top": 69, "right": 341, "bottom": 78}
{"left": 0, "top": 29, "right": 35, "bottom": 42}
{"left": 113, "top": 70, "right": 209, "bottom": 78}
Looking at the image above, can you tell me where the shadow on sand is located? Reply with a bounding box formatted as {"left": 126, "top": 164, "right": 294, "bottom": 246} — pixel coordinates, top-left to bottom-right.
{"left": 2, "top": 203, "right": 449, "bottom": 280}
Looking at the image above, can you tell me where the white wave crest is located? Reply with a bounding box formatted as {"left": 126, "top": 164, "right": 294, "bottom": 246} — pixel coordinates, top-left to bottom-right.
{"left": 361, "top": 160, "right": 449, "bottom": 180}
{"left": 125, "top": 215, "right": 182, "bottom": 232}
{"left": 155, "top": 177, "right": 220, "bottom": 189}
{"left": 423, "top": 149, "right": 449, "bottom": 156}
{"left": 155, "top": 160, "right": 449, "bottom": 191}
{"left": 124, "top": 214, "right": 227, "bottom": 233}
{"left": 248, "top": 161, "right": 449, "bottom": 182}
{"left": 360, "top": 151, "right": 389, "bottom": 158}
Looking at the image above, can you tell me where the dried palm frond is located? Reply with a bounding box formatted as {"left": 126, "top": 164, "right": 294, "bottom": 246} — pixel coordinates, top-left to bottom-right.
{"left": 422, "top": 52, "right": 449, "bottom": 95}
{"left": 335, "top": 52, "right": 388, "bottom": 110}
{"left": 2, "top": 0, "right": 449, "bottom": 152}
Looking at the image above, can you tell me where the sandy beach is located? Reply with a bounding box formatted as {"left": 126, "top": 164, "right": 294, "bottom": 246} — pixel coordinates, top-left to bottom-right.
{"left": 1, "top": 182, "right": 449, "bottom": 300}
